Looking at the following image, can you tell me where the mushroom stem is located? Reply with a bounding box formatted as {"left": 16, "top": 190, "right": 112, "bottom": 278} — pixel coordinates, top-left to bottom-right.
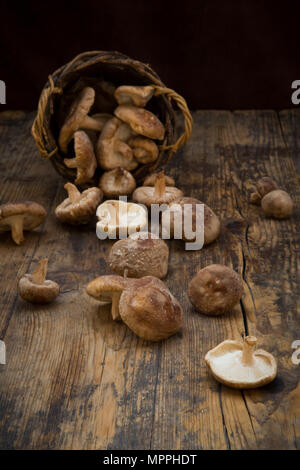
{"left": 65, "top": 183, "right": 81, "bottom": 204}
{"left": 82, "top": 115, "right": 104, "bottom": 132}
{"left": 32, "top": 258, "right": 48, "bottom": 285}
{"left": 111, "top": 293, "right": 122, "bottom": 321}
{"left": 154, "top": 171, "right": 166, "bottom": 199}
{"left": 64, "top": 158, "right": 78, "bottom": 169}
{"left": 242, "top": 336, "right": 257, "bottom": 366}
{"left": 10, "top": 216, "right": 24, "bottom": 245}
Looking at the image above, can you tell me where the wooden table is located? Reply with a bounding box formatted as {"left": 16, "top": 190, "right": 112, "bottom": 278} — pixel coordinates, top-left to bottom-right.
{"left": 0, "top": 110, "right": 299, "bottom": 450}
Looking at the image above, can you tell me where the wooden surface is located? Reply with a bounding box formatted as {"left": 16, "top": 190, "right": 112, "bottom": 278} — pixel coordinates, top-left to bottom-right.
{"left": 0, "top": 109, "right": 299, "bottom": 450}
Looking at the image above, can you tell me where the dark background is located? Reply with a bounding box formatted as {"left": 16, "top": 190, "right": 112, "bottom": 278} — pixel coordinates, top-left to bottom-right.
{"left": 0, "top": 0, "right": 299, "bottom": 111}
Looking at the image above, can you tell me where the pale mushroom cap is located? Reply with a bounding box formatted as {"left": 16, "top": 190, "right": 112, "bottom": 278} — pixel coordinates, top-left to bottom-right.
{"left": 114, "top": 85, "right": 154, "bottom": 107}
{"left": 205, "top": 338, "right": 277, "bottom": 389}
{"left": 166, "top": 197, "right": 220, "bottom": 245}
{"left": 128, "top": 136, "right": 159, "bottom": 164}
{"left": 86, "top": 275, "right": 127, "bottom": 302}
{"left": 256, "top": 176, "right": 278, "bottom": 197}
{"left": 58, "top": 87, "right": 96, "bottom": 153}
{"left": 96, "top": 200, "right": 148, "bottom": 238}
{"left": 64, "top": 130, "right": 97, "bottom": 185}
{"left": 55, "top": 185, "right": 103, "bottom": 225}
{"left": 109, "top": 232, "right": 169, "bottom": 279}
{"left": 119, "top": 276, "right": 183, "bottom": 341}
{"left": 188, "top": 264, "right": 244, "bottom": 316}
{"left": 114, "top": 105, "right": 165, "bottom": 140}
{"left": 0, "top": 202, "right": 46, "bottom": 231}
{"left": 143, "top": 173, "right": 175, "bottom": 187}
{"left": 261, "top": 189, "right": 293, "bottom": 219}
{"left": 99, "top": 168, "right": 136, "bottom": 198}
{"left": 18, "top": 274, "right": 59, "bottom": 304}
{"left": 132, "top": 186, "right": 183, "bottom": 207}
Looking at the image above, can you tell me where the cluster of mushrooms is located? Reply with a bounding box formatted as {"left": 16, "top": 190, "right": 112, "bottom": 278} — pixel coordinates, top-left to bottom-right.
{"left": 0, "top": 82, "right": 294, "bottom": 388}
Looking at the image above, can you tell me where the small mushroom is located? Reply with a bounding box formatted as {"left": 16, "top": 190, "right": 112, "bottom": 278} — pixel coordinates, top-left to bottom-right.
{"left": 18, "top": 258, "right": 60, "bottom": 304}
{"left": 128, "top": 136, "right": 159, "bottom": 164}
{"left": 109, "top": 232, "right": 169, "bottom": 279}
{"left": 261, "top": 189, "right": 293, "bottom": 219}
{"left": 188, "top": 264, "right": 244, "bottom": 316}
{"left": 55, "top": 183, "right": 102, "bottom": 225}
{"left": 64, "top": 130, "right": 97, "bottom": 185}
{"left": 205, "top": 336, "right": 277, "bottom": 389}
{"left": 114, "top": 105, "right": 165, "bottom": 140}
{"left": 114, "top": 85, "right": 154, "bottom": 107}
{"left": 250, "top": 176, "right": 278, "bottom": 205}
{"left": 164, "top": 197, "right": 220, "bottom": 245}
{"left": 96, "top": 117, "right": 138, "bottom": 171}
{"left": 86, "top": 274, "right": 127, "bottom": 320}
{"left": 99, "top": 168, "right": 136, "bottom": 198}
{"left": 0, "top": 201, "right": 47, "bottom": 245}
{"left": 59, "top": 87, "right": 105, "bottom": 153}
{"left": 143, "top": 172, "right": 175, "bottom": 187}
{"left": 132, "top": 171, "right": 183, "bottom": 207}
{"left": 86, "top": 275, "right": 183, "bottom": 341}
{"left": 96, "top": 200, "right": 147, "bottom": 239}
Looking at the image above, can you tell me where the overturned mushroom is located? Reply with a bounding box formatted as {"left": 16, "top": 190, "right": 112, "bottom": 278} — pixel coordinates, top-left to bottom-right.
{"left": 86, "top": 275, "right": 183, "bottom": 341}
{"left": 128, "top": 136, "right": 159, "bottom": 164}
{"left": 188, "top": 264, "right": 243, "bottom": 316}
{"left": 96, "top": 200, "right": 147, "bottom": 239}
{"left": 0, "top": 202, "right": 47, "bottom": 245}
{"left": 205, "top": 336, "right": 277, "bottom": 389}
{"left": 143, "top": 172, "right": 175, "bottom": 187}
{"left": 109, "top": 232, "right": 169, "bottom": 279}
{"left": 115, "top": 105, "right": 165, "bottom": 140}
{"left": 18, "top": 258, "right": 60, "bottom": 304}
{"left": 55, "top": 183, "right": 102, "bottom": 225}
{"left": 261, "top": 189, "right": 293, "bottom": 219}
{"left": 250, "top": 176, "right": 279, "bottom": 205}
{"left": 132, "top": 171, "right": 183, "bottom": 207}
{"left": 59, "top": 87, "right": 105, "bottom": 153}
{"left": 115, "top": 85, "right": 154, "bottom": 107}
{"left": 64, "top": 130, "right": 97, "bottom": 185}
{"left": 99, "top": 168, "right": 136, "bottom": 198}
{"left": 97, "top": 117, "right": 138, "bottom": 171}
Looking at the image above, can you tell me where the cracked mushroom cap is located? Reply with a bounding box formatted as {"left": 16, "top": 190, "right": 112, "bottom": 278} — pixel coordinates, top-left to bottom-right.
{"left": 132, "top": 171, "right": 183, "bottom": 207}
{"left": 143, "top": 172, "right": 175, "bottom": 187}
{"left": 18, "top": 258, "right": 59, "bottom": 304}
{"left": 59, "top": 87, "right": 105, "bottom": 153}
{"left": 0, "top": 201, "right": 47, "bottom": 245}
{"left": 109, "top": 231, "right": 169, "bottom": 279}
{"left": 205, "top": 336, "right": 277, "bottom": 389}
{"left": 119, "top": 276, "right": 183, "bottom": 341}
{"left": 188, "top": 264, "right": 244, "bottom": 316}
{"left": 86, "top": 274, "right": 128, "bottom": 320}
{"left": 55, "top": 183, "right": 103, "bottom": 225}
{"left": 96, "top": 117, "right": 138, "bottom": 171}
{"left": 64, "top": 130, "right": 97, "bottom": 185}
{"left": 165, "top": 197, "right": 220, "bottom": 245}
{"left": 114, "top": 85, "right": 154, "bottom": 107}
{"left": 99, "top": 168, "right": 136, "bottom": 198}
{"left": 96, "top": 200, "right": 147, "bottom": 239}
{"left": 261, "top": 189, "right": 293, "bottom": 219}
{"left": 114, "top": 105, "right": 165, "bottom": 140}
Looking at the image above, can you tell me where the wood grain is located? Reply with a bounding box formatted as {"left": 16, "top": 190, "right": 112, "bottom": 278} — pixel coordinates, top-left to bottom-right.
{"left": 0, "top": 110, "right": 299, "bottom": 449}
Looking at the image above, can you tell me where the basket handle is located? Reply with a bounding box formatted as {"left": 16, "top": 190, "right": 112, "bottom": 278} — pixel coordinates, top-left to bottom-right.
{"left": 31, "top": 76, "right": 63, "bottom": 159}
{"left": 151, "top": 85, "right": 193, "bottom": 157}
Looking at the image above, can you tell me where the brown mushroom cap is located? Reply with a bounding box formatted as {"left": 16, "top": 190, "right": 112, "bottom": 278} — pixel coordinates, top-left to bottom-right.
{"left": 261, "top": 189, "right": 293, "bottom": 219}
{"left": 114, "top": 85, "right": 154, "bottom": 107}
{"left": 64, "top": 130, "right": 97, "bottom": 185}
{"left": 250, "top": 191, "right": 262, "bottom": 205}
{"left": 0, "top": 201, "right": 47, "bottom": 245}
{"left": 96, "top": 117, "right": 138, "bottom": 171}
{"left": 205, "top": 336, "right": 277, "bottom": 389}
{"left": 114, "top": 105, "right": 165, "bottom": 140}
{"left": 109, "top": 232, "right": 169, "bottom": 279}
{"left": 143, "top": 173, "right": 175, "bottom": 187}
{"left": 59, "top": 87, "right": 105, "bottom": 153}
{"left": 132, "top": 171, "right": 183, "bottom": 207}
{"left": 119, "top": 276, "right": 183, "bottom": 341}
{"left": 188, "top": 264, "right": 244, "bottom": 316}
{"left": 256, "top": 176, "right": 278, "bottom": 197}
{"left": 99, "top": 168, "right": 136, "bottom": 198}
{"left": 165, "top": 197, "right": 220, "bottom": 245}
{"left": 18, "top": 258, "right": 59, "bottom": 304}
{"left": 86, "top": 274, "right": 128, "bottom": 320}
{"left": 96, "top": 200, "right": 148, "bottom": 238}
{"left": 128, "top": 136, "right": 159, "bottom": 164}
{"left": 55, "top": 183, "right": 103, "bottom": 225}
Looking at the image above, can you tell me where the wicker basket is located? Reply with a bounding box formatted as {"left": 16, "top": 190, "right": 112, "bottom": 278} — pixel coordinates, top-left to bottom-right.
{"left": 32, "top": 51, "right": 193, "bottom": 185}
